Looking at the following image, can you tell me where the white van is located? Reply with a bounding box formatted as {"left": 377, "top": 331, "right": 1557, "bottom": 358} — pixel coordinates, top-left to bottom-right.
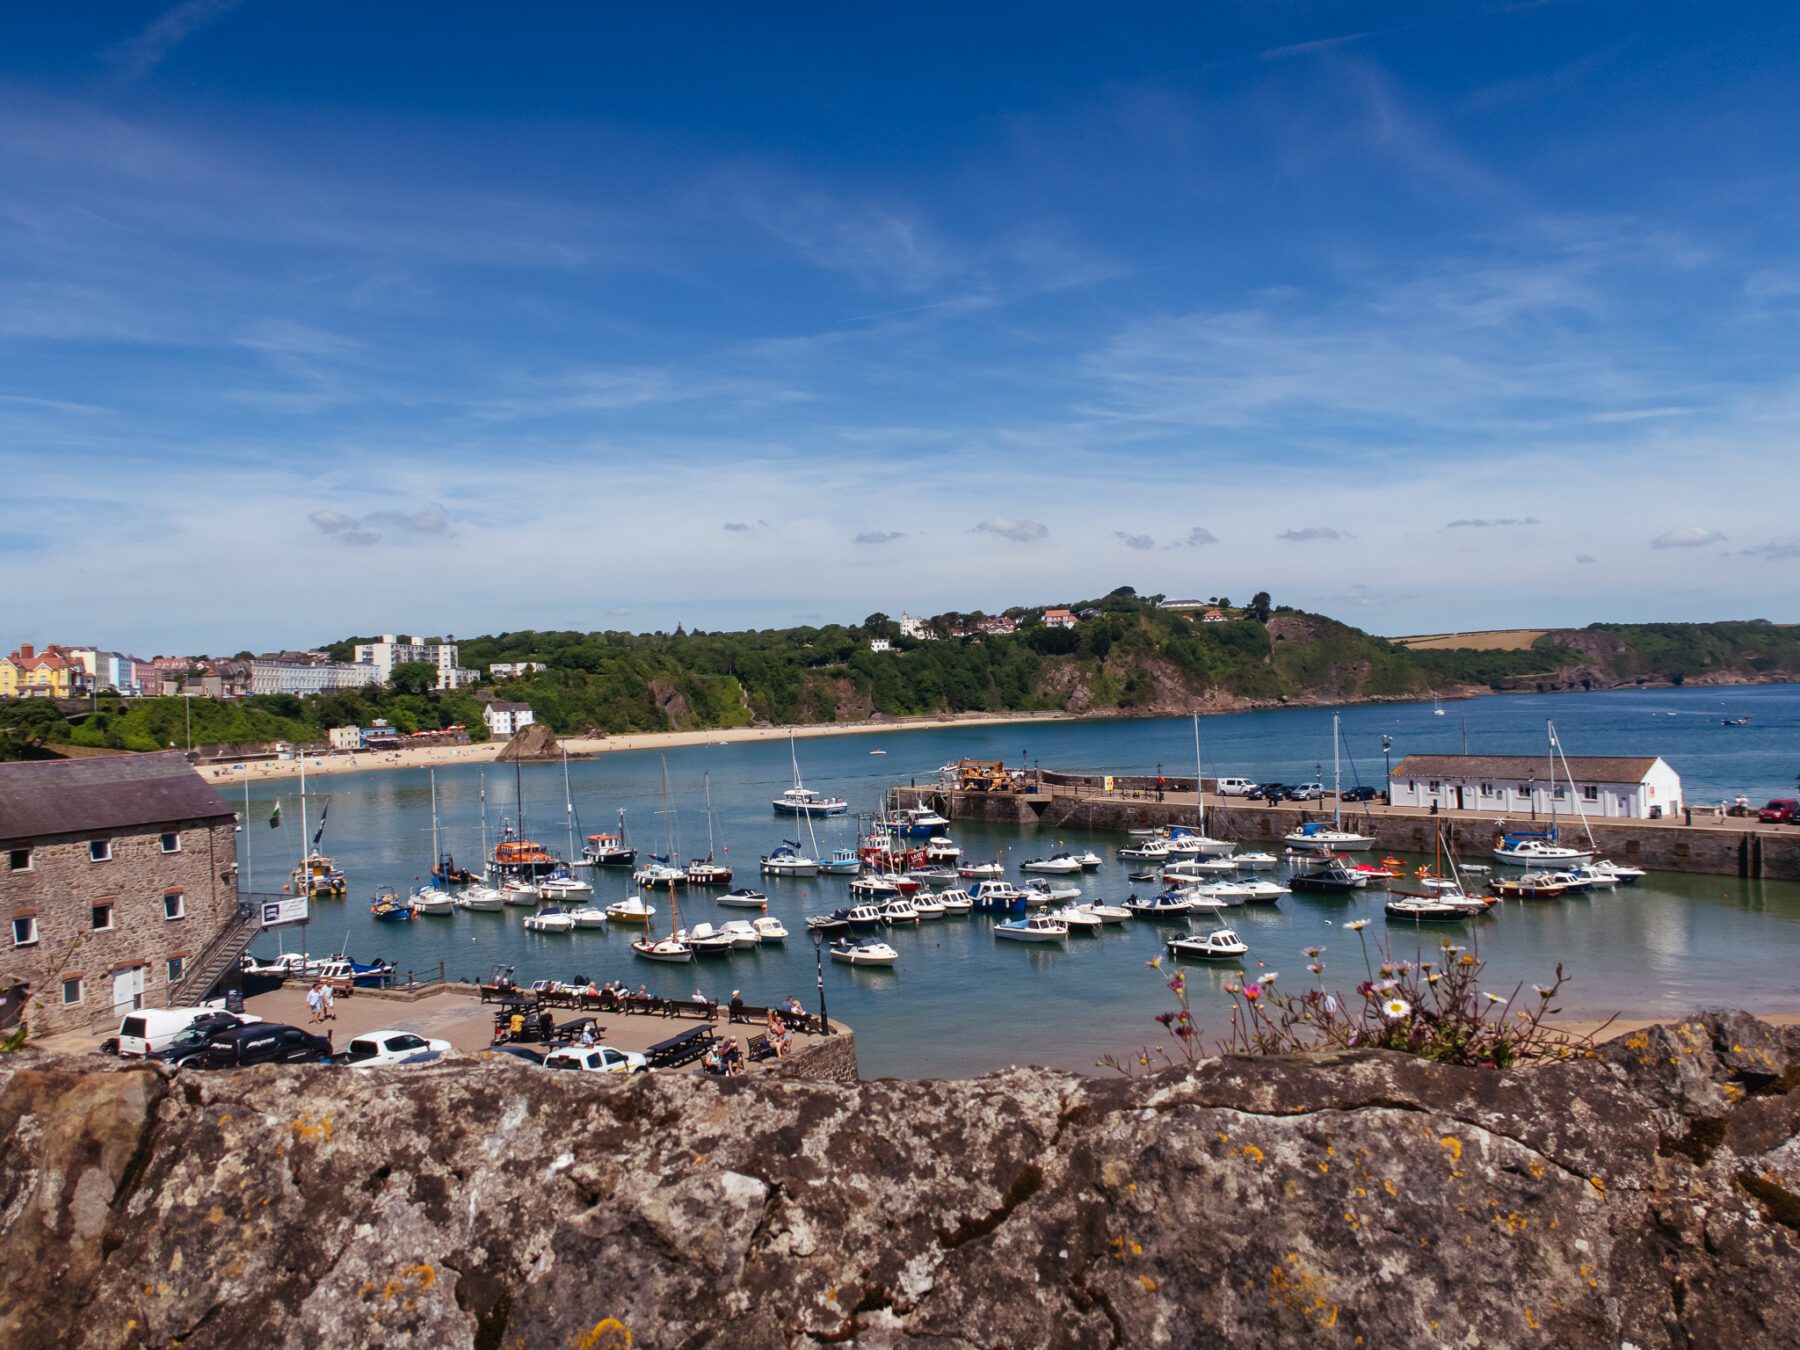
{"left": 117, "top": 1004, "right": 259, "bottom": 1057}
{"left": 1215, "top": 777, "right": 1258, "bottom": 797}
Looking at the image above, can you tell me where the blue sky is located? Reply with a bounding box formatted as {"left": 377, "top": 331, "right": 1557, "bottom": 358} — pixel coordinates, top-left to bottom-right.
{"left": 4, "top": 2, "right": 1798, "bottom": 653}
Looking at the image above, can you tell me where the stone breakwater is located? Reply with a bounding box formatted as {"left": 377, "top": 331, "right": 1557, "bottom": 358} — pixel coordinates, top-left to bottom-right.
{"left": 4, "top": 1012, "right": 1800, "bottom": 1347}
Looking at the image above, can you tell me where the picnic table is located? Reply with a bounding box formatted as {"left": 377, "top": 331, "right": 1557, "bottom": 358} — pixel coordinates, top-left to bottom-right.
{"left": 645, "top": 1024, "right": 717, "bottom": 1070}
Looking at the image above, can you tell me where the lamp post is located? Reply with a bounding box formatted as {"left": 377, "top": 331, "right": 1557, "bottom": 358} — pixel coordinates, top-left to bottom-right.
{"left": 1528, "top": 776, "right": 1538, "bottom": 822}
{"left": 1381, "top": 735, "right": 1393, "bottom": 802}
{"left": 810, "top": 926, "right": 831, "bottom": 1034}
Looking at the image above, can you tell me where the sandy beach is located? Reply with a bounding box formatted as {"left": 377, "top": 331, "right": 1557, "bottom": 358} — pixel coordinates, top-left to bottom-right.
{"left": 198, "top": 710, "right": 1081, "bottom": 785}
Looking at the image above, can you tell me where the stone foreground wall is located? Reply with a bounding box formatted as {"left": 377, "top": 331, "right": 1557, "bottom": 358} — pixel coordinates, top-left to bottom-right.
{"left": 3, "top": 1011, "right": 1799, "bottom": 1348}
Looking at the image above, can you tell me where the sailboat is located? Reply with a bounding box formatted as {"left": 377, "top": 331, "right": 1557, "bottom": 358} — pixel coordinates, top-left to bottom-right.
{"left": 1433, "top": 693, "right": 1446, "bottom": 716}
{"left": 289, "top": 756, "right": 346, "bottom": 896}
{"left": 685, "top": 771, "right": 733, "bottom": 886}
{"left": 1385, "top": 822, "right": 1495, "bottom": 920}
{"left": 632, "top": 759, "right": 693, "bottom": 962}
{"left": 1282, "top": 714, "right": 1376, "bottom": 853}
{"left": 538, "top": 748, "right": 594, "bottom": 898}
{"left": 458, "top": 771, "right": 506, "bottom": 909}
{"left": 1177, "top": 713, "right": 1236, "bottom": 857}
{"left": 489, "top": 759, "right": 558, "bottom": 881}
{"left": 762, "top": 791, "right": 824, "bottom": 875}
{"left": 771, "top": 730, "right": 848, "bottom": 815}
{"left": 1493, "top": 721, "right": 1597, "bottom": 866}
{"left": 410, "top": 772, "right": 457, "bottom": 914}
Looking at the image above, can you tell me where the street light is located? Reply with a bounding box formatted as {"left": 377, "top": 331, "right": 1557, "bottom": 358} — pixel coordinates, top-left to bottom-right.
{"left": 1381, "top": 735, "right": 1393, "bottom": 802}
{"left": 1527, "top": 776, "right": 1538, "bottom": 822}
{"left": 810, "top": 926, "right": 831, "bottom": 1035}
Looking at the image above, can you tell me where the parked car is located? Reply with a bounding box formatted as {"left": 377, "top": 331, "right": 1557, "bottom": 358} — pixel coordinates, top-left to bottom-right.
{"left": 116, "top": 1006, "right": 260, "bottom": 1059}
{"left": 1340, "top": 786, "right": 1381, "bottom": 803}
{"left": 1247, "top": 783, "right": 1289, "bottom": 801}
{"left": 340, "top": 1030, "right": 453, "bottom": 1069}
{"left": 1759, "top": 799, "right": 1800, "bottom": 824}
{"left": 144, "top": 1014, "right": 252, "bottom": 1068}
{"left": 1291, "top": 782, "right": 1327, "bottom": 801}
{"left": 1214, "top": 777, "right": 1258, "bottom": 797}
{"left": 202, "top": 1023, "right": 333, "bottom": 1069}
{"left": 542, "top": 1045, "right": 648, "bottom": 1074}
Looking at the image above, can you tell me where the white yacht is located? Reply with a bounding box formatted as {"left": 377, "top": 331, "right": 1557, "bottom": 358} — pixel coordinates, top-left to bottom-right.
{"left": 994, "top": 912, "right": 1069, "bottom": 943}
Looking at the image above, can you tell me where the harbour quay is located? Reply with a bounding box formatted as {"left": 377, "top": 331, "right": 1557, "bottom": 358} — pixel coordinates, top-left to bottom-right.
{"left": 892, "top": 769, "right": 1800, "bottom": 882}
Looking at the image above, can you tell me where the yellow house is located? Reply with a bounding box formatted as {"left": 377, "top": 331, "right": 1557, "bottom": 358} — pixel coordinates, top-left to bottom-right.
{"left": 0, "top": 655, "right": 18, "bottom": 698}
{"left": 6, "top": 644, "right": 78, "bottom": 698}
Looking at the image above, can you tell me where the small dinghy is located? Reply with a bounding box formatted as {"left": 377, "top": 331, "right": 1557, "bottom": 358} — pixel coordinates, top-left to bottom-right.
{"left": 1167, "top": 927, "right": 1248, "bottom": 960}
{"left": 830, "top": 938, "right": 898, "bottom": 966}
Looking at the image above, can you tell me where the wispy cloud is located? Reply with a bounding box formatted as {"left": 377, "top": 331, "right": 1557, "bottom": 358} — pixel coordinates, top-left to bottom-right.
{"left": 1179, "top": 526, "right": 1218, "bottom": 547}
{"left": 1278, "top": 527, "right": 1349, "bottom": 542}
{"left": 1575, "top": 554, "right": 1598, "bottom": 565}
{"left": 1259, "top": 32, "right": 1371, "bottom": 62}
{"left": 722, "top": 522, "right": 753, "bottom": 533}
{"left": 1649, "top": 527, "right": 1725, "bottom": 550}
{"left": 1446, "top": 516, "right": 1540, "bottom": 528}
{"left": 308, "top": 504, "right": 449, "bottom": 547}
{"left": 972, "top": 516, "right": 1048, "bottom": 543}
{"left": 1730, "top": 537, "right": 1800, "bottom": 560}
{"left": 1114, "top": 531, "right": 1155, "bottom": 550}
{"left": 307, "top": 510, "right": 381, "bottom": 547}
{"left": 854, "top": 530, "right": 904, "bottom": 545}
{"left": 101, "top": 0, "right": 240, "bottom": 82}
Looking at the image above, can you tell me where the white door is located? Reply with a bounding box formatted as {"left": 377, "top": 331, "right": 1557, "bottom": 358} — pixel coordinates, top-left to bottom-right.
{"left": 112, "top": 966, "right": 145, "bottom": 1016}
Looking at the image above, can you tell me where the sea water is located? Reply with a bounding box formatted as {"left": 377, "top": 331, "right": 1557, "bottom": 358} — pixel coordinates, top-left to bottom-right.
{"left": 233, "top": 683, "right": 1800, "bottom": 1077}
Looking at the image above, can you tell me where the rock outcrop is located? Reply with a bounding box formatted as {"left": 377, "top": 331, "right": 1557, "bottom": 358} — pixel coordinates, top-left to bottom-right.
{"left": 493, "top": 722, "right": 561, "bottom": 762}
{"left": 4, "top": 1011, "right": 1800, "bottom": 1347}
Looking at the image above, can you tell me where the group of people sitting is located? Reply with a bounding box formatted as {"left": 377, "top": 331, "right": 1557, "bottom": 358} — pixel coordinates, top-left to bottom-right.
{"left": 763, "top": 1007, "right": 796, "bottom": 1058}
{"left": 703, "top": 1039, "right": 747, "bottom": 1076}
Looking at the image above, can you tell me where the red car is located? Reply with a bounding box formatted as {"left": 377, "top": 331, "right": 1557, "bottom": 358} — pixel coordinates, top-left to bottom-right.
{"left": 1758, "top": 799, "right": 1800, "bottom": 824}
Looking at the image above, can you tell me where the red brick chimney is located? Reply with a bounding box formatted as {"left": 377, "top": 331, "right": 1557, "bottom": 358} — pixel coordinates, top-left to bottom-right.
{"left": 18, "top": 643, "right": 33, "bottom": 661}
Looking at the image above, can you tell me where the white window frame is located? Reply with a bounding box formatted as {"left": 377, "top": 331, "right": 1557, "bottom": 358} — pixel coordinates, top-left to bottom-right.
{"left": 159, "top": 831, "right": 181, "bottom": 854}
{"left": 91, "top": 903, "right": 114, "bottom": 932}
{"left": 89, "top": 839, "right": 112, "bottom": 862}
{"left": 1582, "top": 785, "right": 1600, "bottom": 802}
{"left": 6, "top": 847, "right": 30, "bottom": 872}
{"left": 163, "top": 892, "right": 186, "bottom": 920}
{"left": 11, "top": 916, "right": 38, "bottom": 947}
{"left": 61, "top": 976, "right": 82, "bottom": 1006}
{"left": 166, "top": 956, "right": 185, "bottom": 983}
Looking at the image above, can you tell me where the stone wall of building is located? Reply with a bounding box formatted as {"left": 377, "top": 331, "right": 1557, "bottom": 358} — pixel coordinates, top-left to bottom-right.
{"left": 1, "top": 819, "right": 238, "bottom": 1035}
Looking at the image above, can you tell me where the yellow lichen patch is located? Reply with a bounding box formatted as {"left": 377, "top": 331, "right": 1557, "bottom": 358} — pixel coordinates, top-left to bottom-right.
{"left": 1589, "top": 1176, "right": 1606, "bottom": 1195}
{"left": 1524, "top": 1308, "right": 1540, "bottom": 1331}
{"left": 289, "top": 1113, "right": 334, "bottom": 1142}
{"left": 1500, "top": 1212, "right": 1529, "bottom": 1234}
{"left": 1382, "top": 1179, "right": 1398, "bottom": 1198}
{"left": 1579, "top": 1263, "right": 1599, "bottom": 1290}
{"left": 1318, "top": 1164, "right": 1330, "bottom": 1174}
{"left": 1528, "top": 1161, "right": 1547, "bottom": 1180}
{"left": 206, "top": 1206, "right": 226, "bottom": 1226}
{"left": 1138, "top": 1274, "right": 1158, "bottom": 1292}
{"left": 572, "top": 1319, "right": 634, "bottom": 1350}
{"left": 1129, "top": 1241, "right": 1143, "bottom": 1256}
{"left": 1268, "top": 1260, "right": 1339, "bottom": 1327}
{"left": 691, "top": 1153, "right": 710, "bottom": 1167}
{"left": 1439, "top": 1136, "right": 1463, "bottom": 1165}
{"left": 1241, "top": 1145, "right": 1265, "bottom": 1165}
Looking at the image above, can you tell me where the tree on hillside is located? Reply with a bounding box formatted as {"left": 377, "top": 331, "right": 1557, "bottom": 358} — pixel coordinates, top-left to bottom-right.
{"left": 389, "top": 661, "right": 438, "bottom": 696}
{"left": 1249, "top": 592, "right": 1272, "bottom": 623}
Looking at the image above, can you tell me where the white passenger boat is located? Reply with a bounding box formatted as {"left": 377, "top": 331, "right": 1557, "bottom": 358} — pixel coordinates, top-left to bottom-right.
{"left": 994, "top": 912, "right": 1069, "bottom": 942}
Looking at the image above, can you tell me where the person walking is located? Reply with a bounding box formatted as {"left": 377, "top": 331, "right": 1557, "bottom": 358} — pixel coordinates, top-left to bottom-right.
{"left": 305, "top": 982, "right": 322, "bottom": 1024}
{"left": 319, "top": 981, "right": 336, "bottom": 1022}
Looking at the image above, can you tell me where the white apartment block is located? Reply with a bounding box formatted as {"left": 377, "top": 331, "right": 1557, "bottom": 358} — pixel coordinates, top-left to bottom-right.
{"left": 353, "top": 634, "right": 480, "bottom": 690}
{"left": 250, "top": 660, "right": 383, "bottom": 697}
{"left": 483, "top": 701, "right": 535, "bottom": 737}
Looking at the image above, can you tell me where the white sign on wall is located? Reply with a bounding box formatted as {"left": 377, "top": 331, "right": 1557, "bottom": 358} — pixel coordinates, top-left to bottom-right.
{"left": 260, "top": 896, "right": 310, "bottom": 929}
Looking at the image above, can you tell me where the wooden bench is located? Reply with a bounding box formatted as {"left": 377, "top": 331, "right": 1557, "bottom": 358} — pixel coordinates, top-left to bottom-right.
{"left": 645, "top": 1025, "right": 717, "bottom": 1070}
{"left": 745, "top": 1034, "right": 774, "bottom": 1062}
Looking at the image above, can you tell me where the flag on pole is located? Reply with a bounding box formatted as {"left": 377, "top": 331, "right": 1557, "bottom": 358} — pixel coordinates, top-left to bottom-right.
{"left": 312, "top": 801, "right": 329, "bottom": 848}
{"left": 269, "top": 800, "right": 282, "bottom": 829}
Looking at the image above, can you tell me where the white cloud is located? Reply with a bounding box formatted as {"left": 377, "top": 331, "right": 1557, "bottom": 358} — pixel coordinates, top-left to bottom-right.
{"left": 1446, "top": 516, "right": 1540, "bottom": 528}
{"left": 854, "top": 530, "right": 904, "bottom": 545}
{"left": 1731, "top": 537, "right": 1800, "bottom": 560}
{"left": 1180, "top": 526, "right": 1219, "bottom": 547}
{"left": 722, "top": 522, "right": 753, "bottom": 533}
{"left": 1575, "top": 554, "right": 1597, "bottom": 565}
{"left": 1277, "top": 526, "right": 1349, "bottom": 542}
{"left": 307, "top": 504, "right": 449, "bottom": 546}
{"left": 101, "top": 0, "right": 240, "bottom": 82}
{"left": 972, "top": 516, "right": 1048, "bottom": 543}
{"left": 1114, "top": 531, "right": 1155, "bottom": 550}
{"left": 1649, "top": 527, "right": 1725, "bottom": 550}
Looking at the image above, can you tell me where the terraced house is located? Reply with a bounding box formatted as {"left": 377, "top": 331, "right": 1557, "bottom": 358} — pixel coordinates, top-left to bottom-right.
{"left": 0, "top": 753, "right": 241, "bottom": 1037}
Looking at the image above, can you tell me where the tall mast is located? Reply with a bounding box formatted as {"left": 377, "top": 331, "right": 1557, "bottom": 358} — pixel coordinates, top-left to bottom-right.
{"left": 243, "top": 777, "right": 252, "bottom": 894}
{"left": 1546, "top": 720, "right": 1558, "bottom": 837}
{"left": 429, "top": 769, "right": 440, "bottom": 874}
{"left": 299, "top": 753, "right": 309, "bottom": 870}
{"left": 1332, "top": 714, "right": 1342, "bottom": 831}
{"left": 562, "top": 746, "right": 575, "bottom": 864}
{"left": 704, "top": 771, "right": 716, "bottom": 860}
{"left": 1192, "top": 713, "right": 1205, "bottom": 834}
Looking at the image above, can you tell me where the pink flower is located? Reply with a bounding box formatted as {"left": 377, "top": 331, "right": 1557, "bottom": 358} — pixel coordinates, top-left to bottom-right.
{"left": 1244, "top": 984, "right": 1261, "bottom": 1001}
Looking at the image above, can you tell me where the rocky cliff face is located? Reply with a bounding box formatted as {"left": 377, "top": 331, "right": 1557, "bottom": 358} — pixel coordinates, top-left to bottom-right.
{"left": 4, "top": 1011, "right": 1799, "bottom": 1347}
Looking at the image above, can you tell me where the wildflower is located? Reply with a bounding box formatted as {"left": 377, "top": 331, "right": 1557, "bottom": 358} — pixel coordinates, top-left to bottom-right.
{"left": 1382, "top": 997, "right": 1411, "bottom": 1020}
{"left": 1483, "top": 992, "right": 1503, "bottom": 1004}
{"left": 1344, "top": 919, "right": 1370, "bottom": 931}
{"left": 1458, "top": 955, "right": 1477, "bottom": 967}
{"left": 1261, "top": 971, "right": 1278, "bottom": 985}
{"left": 1441, "top": 943, "right": 1463, "bottom": 955}
{"left": 1307, "top": 963, "right": 1323, "bottom": 975}
{"left": 1244, "top": 984, "right": 1261, "bottom": 1001}
{"left": 1146, "top": 956, "right": 1164, "bottom": 970}
{"left": 1223, "top": 982, "right": 1241, "bottom": 995}
{"left": 1174, "top": 1024, "right": 1192, "bottom": 1040}
{"left": 1426, "top": 972, "right": 1441, "bottom": 985}
{"left": 1323, "top": 994, "right": 1338, "bottom": 1014}
{"left": 1379, "top": 963, "right": 1394, "bottom": 977}
{"left": 1376, "top": 978, "right": 1398, "bottom": 992}
{"left": 1304, "top": 946, "right": 1324, "bottom": 958}
{"left": 1167, "top": 972, "right": 1186, "bottom": 993}
{"left": 1155, "top": 1012, "right": 1176, "bottom": 1027}
{"left": 1534, "top": 985, "right": 1554, "bottom": 998}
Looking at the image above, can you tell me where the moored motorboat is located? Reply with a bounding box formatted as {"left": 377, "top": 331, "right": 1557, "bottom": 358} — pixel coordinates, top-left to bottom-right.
{"left": 1073, "top": 900, "right": 1131, "bottom": 924}
{"left": 830, "top": 938, "right": 898, "bottom": 966}
{"left": 818, "top": 848, "right": 863, "bottom": 875}
{"left": 1283, "top": 822, "right": 1376, "bottom": 854}
{"left": 370, "top": 887, "right": 414, "bottom": 922}
{"left": 843, "top": 902, "right": 886, "bottom": 930}
{"left": 631, "top": 935, "right": 693, "bottom": 962}
{"left": 567, "top": 905, "right": 608, "bottom": 929}
{"left": 1492, "top": 872, "right": 1570, "bottom": 900}
{"left": 878, "top": 896, "right": 921, "bottom": 924}
{"left": 934, "top": 890, "right": 973, "bottom": 915}
{"left": 457, "top": 883, "right": 506, "bottom": 911}
{"left": 718, "top": 920, "right": 762, "bottom": 949}
{"left": 633, "top": 859, "right": 686, "bottom": 888}
{"left": 923, "top": 837, "right": 962, "bottom": 863}
{"left": 1020, "top": 854, "right": 1084, "bottom": 874}
{"left": 994, "top": 912, "right": 1069, "bottom": 942}
{"left": 968, "top": 880, "right": 1028, "bottom": 914}
{"left": 1286, "top": 856, "right": 1370, "bottom": 894}
{"left": 1023, "top": 878, "right": 1082, "bottom": 903}
{"left": 752, "top": 916, "right": 789, "bottom": 942}
{"left": 685, "top": 858, "right": 733, "bottom": 887}
{"left": 410, "top": 886, "right": 456, "bottom": 916}
{"left": 1167, "top": 927, "right": 1248, "bottom": 959}
{"left": 1049, "top": 904, "right": 1103, "bottom": 932}
{"left": 605, "top": 894, "right": 657, "bottom": 925}
{"left": 958, "top": 860, "right": 1006, "bottom": 879}
{"left": 1123, "top": 890, "right": 1193, "bottom": 918}
{"left": 1492, "top": 833, "right": 1593, "bottom": 867}
{"left": 1230, "top": 851, "right": 1280, "bottom": 870}
{"left": 522, "top": 906, "right": 575, "bottom": 934}
{"left": 502, "top": 877, "right": 540, "bottom": 905}
{"left": 850, "top": 874, "right": 902, "bottom": 901}
{"left": 676, "top": 923, "right": 735, "bottom": 957}
{"left": 910, "top": 891, "right": 946, "bottom": 918}
{"left": 717, "top": 887, "right": 769, "bottom": 908}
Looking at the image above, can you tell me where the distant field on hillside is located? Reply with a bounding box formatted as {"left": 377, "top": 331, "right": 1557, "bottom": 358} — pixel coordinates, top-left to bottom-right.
{"left": 1389, "top": 629, "right": 1549, "bottom": 651}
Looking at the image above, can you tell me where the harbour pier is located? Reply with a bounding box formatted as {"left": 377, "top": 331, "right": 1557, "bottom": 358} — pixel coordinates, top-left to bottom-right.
{"left": 890, "top": 768, "right": 1800, "bottom": 882}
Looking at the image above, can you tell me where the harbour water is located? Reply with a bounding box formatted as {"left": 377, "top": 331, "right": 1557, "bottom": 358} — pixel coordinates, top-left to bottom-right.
{"left": 234, "top": 684, "right": 1800, "bottom": 1078}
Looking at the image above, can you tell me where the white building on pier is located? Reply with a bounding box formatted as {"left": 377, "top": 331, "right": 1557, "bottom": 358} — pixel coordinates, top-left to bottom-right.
{"left": 1388, "top": 754, "right": 1683, "bottom": 820}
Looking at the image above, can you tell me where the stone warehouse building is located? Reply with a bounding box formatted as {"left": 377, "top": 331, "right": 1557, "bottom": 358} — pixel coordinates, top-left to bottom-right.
{"left": 0, "top": 753, "right": 239, "bottom": 1036}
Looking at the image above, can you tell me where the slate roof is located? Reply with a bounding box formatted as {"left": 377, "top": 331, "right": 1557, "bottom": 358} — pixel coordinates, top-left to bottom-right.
{"left": 1390, "top": 754, "right": 1663, "bottom": 783}
{"left": 0, "top": 751, "right": 234, "bottom": 844}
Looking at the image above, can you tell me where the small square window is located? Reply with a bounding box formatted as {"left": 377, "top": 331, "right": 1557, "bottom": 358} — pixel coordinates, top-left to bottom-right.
{"left": 89, "top": 839, "right": 112, "bottom": 862}
{"left": 163, "top": 893, "right": 186, "bottom": 920}
{"left": 91, "top": 904, "right": 114, "bottom": 932}
{"left": 61, "top": 977, "right": 82, "bottom": 1006}
{"left": 1553, "top": 787, "right": 1567, "bottom": 800}
{"left": 159, "top": 832, "right": 181, "bottom": 853}
{"left": 166, "top": 956, "right": 185, "bottom": 983}
{"left": 11, "top": 916, "right": 38, "bottom": 947}
{"left": 6, "top": 848, "right": 29, "bottom": 872}
{"left": 1583, "top": 786, "right": 1600, "bottom": 802}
